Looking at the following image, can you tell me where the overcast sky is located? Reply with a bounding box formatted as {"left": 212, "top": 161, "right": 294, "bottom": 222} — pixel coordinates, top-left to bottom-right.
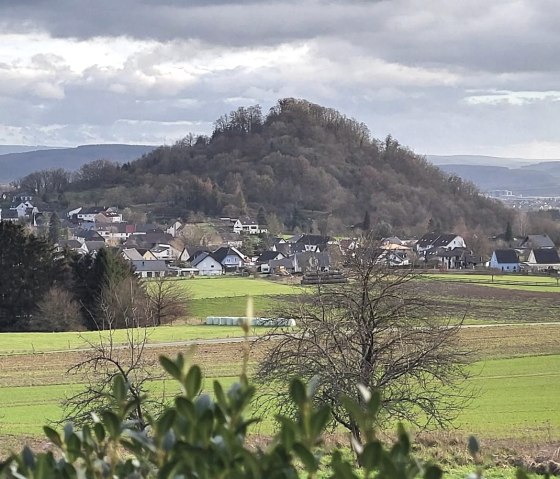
{"left": 1, "top": 0, "right": 560, "bottom": 159}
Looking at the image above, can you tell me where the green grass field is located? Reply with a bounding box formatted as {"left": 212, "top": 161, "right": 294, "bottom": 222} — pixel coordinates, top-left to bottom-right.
{"left": 189, "top": 295, "right": 285, "bottom": 319}
{"left": 0, "top": 325, "right": 256, "bottom": 355}
{"left": 458, "top": 355, "right": 560, "bottom": 437}
{"left": 158, "top": 277, "right": 300, "bottom": 299}
{"left": 0, "top": 276, "right": 300, "bottom": 354}
{"left": 425, "top": 273, "right": 560, "bottom": 292}
{"left": 1, "top": 354, "right": 559, "bottom": 438}
{"left": 1, "top": 274, "right": 559, "bottom": 464}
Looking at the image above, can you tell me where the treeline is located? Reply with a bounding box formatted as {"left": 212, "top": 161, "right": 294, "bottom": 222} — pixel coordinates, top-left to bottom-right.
{"left": 13, "top": 98, "right": 512, "bottom": 235}
{"left": 0, "top": 223, "right": 184, "bottom": 332}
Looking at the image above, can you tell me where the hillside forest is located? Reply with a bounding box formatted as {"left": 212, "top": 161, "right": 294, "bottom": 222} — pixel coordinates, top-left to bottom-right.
{"left": 11, "top": 99, "right": 512, "bottom": 237}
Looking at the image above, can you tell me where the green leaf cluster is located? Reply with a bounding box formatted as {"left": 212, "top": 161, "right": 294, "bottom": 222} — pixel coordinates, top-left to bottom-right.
{"left": 0, "top": 355, "right": 496, "bottom": 479}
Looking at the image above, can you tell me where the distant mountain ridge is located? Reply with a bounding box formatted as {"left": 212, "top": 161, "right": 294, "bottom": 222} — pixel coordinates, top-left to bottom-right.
{"left": 0, "top": 145, "right": 63, "bottom": 155}
{"left": 0, "top": 144, "right": 157, "bottom": 183}
{"left": 427, "top": 155, "right": 560, "bottom": 196}
{"left": 426, "top": 154, "right": 540, "bottom": 168}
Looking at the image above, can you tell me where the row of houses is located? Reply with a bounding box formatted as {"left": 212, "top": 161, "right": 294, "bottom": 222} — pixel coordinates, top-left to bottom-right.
{"left": 487, "top": 234, "right": 560, "bottom": 272}
{"left": 0, "top": 200, "right": 40, "bottom": 223}
{"left": 60, "top": 223, "right": 560, "bottom": 277}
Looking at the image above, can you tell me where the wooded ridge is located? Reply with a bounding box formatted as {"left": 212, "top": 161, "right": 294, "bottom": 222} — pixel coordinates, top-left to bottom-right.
{"left": 12, "top": 99, "right": 512, "bottom": 236}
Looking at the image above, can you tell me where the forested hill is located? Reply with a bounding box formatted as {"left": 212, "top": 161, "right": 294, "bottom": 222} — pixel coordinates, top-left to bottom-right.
{"left": 117, "top": 99, "right": 509, "bottom": 234}
{"left": 18, "top": 99, "right": 511, "bottom": 235}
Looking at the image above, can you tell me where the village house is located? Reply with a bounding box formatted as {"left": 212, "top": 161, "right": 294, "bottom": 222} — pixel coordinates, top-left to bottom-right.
{"left": 73, "top": 229, "right": 105, "bottom": 244}
{"left": 0, "top": 209, "right": 19, "bottom": 222}
{"left": 232, "top": 217, "right": 267, "bottom": 234}
{"left": 519, "top": 234, "right": 555, "bottom": 250}
{"left": 525, "top": 249, "right": 560, "bottom": 271}
{"left": 11, "top": 201, "right": 38, "bottom": 219}
{"left": 68, "top": 206, "right": 108, "bottom": 222}
{"left": 416, "top": 233, "right": 466, "bottom": 254}
{"left": 95, "top": 223, "right": 136, "bottom": 245}
{"left": 190, "top": 252, "right": 224, "bottom": 276}
{"left": 256, "top": 250, "right": 286, "bottom": 273}
{"left": 211, "top": 246, "right": 246, "bottom": 271}
{"left": 489, "top": 249, "right": 520, "bottom": 272}
{"left": 131, "top": 260, "right": 171, "bottom": 278}
{"left": 150, "top": 243, "right": 188, "bottom": 262}
{"left": 165, "top": 221, "right": 183, "bottom": 237}
{"left": 94, "top": 210, "right": 123, "bottom": 224}
{"left": 375, "top": 242, "right": 412, "bottom": 267}
{"left": 268, "top": 251, "right": 330, "bottom": 275}
{"left": 56, "top": 239, "right": 88, "bottom": 254}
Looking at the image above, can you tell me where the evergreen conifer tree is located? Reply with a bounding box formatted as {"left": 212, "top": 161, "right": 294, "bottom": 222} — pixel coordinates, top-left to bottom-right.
{"left": 257, "top": 206, "right": 268, "bottom": 226}
{"left": 362, "top": 210, "right": 371, "bottom": 231}
{"left": 0, "top": 222, "right": 55, "bottom": 330}
{"left": 505, "top": 221, "right": 513, "bottom": 242}
{"left": 48, "top": 212, "right": 61, "bottom": 244}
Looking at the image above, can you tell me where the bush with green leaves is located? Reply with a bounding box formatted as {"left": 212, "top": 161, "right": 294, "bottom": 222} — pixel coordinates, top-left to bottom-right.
{"left": 1, "top": 354, "right": 474, "bottom": 479}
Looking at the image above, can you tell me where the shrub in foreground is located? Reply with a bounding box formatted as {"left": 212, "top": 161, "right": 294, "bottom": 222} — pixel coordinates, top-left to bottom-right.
{"left": 0, "top": 355, "right": 490, "bottom": 479}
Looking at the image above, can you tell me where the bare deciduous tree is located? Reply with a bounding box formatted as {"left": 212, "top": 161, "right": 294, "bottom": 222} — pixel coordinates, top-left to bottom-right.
{"left": 147, "top": 277, "right": 190, "bottom": 326}
{"left": 31, "top": 287, "right": 84, "bottom": 332}
{"left": 98, "top": 277, "right": 153, "bottom": 330}
{"left": 62, "top": 279, "right": 164, "bottom": 429}
{"left": 255, "top": 241, "right": 472, "bottom": 441}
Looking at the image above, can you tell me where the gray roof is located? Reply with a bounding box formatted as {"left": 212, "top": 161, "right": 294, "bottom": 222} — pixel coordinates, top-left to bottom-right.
{"left": 122, "top": 248, "right": 144, "bottom": 261}
{"left": 2, "top": 209, "right": 19, "bottom": 219}
{"left": 58, "top": 239, "right": 83, "bottom": 249}
{"left": 131, "top": 260, "right": 170, "bottom": 272}
{"left": 75, "top": 229, "right": 105, "bottom": 241}
{"left": 257, "top": 251, "right": 285, "bottom": 263}
{"left": 85, "top": 241, "right": 106, "bottom": 252}
{"left": 418, "top": 233, "right": 458, "bottom": 249}
{"left": 520, "top": 234, "right": 555, "bottom": 249}
{"left": 80, "top": 206, "right": 106, "bottom": 215}
{"left": 493, "top": 249, "right": 519, "bottom": 264}
{"left": 531, "top": 249, "right": 560, "bottom": 264}
{"left": 417, "top": 232, "right": 440, "bottom": 248}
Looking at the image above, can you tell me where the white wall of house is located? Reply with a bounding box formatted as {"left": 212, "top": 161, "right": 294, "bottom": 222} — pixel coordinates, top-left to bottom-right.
{"left": 446, "top": 236, "right": 466, "bottom": 250}
{"left": 232, "top": 219, "right": 265, "bottom": 234}
{"left": 195, "top": 256, "right": 223, "bottom": 276}
{"left": 221, "top": 254, "right": 244, "bottom": 267}
{"left": 77, "top": 213, "right": 98, "bottom": 222}
{"left": 489, "top": 253, "right": 519, "bottom": 272}
{"left": 13, "top": 202, "right": 33, "bottom": 218}
{"left": 68, "top": 207, "right": 81, "bottom": 218}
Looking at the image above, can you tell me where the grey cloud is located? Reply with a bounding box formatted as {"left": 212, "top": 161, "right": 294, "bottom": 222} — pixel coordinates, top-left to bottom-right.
{"left": 2, "top": 0, "right": 560, "bottom": 76}
{"left": 2, "top": 0, "right": 560, "bottom": 156}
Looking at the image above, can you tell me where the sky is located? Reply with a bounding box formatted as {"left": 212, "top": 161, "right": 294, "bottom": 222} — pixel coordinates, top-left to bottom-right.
{"left": 1, "top": 0, "right": 560, "bottom": 159}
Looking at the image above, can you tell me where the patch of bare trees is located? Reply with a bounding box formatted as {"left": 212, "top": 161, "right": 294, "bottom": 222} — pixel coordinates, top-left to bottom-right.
{"left": 256, "top": 240, "right": 473, "bottom": 441}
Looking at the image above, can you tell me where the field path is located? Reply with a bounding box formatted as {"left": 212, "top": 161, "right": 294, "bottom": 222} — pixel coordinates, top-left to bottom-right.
{"left": 22, "top": 320, "right": 560, "bottom": 356}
